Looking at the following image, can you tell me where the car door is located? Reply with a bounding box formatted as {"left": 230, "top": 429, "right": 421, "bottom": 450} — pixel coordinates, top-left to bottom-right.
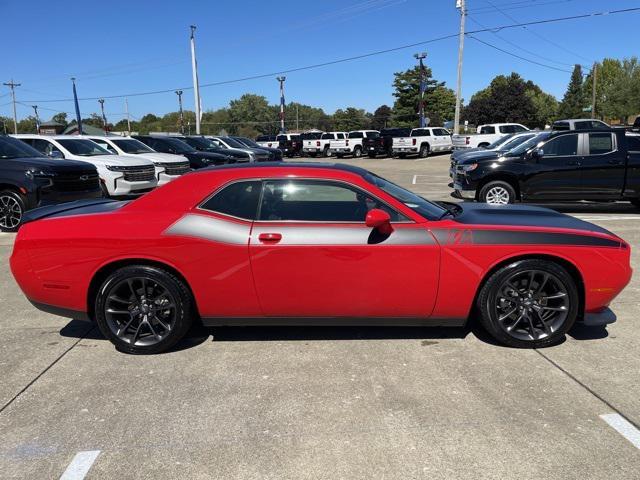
{"left": 248, "top": 178, "right": 440, "bottom": 318}
{"left": 578, "top": 132, "right": 625, "bottom": 199}
{"left": 521, "top": 133, "right": 583, "bottom": 200}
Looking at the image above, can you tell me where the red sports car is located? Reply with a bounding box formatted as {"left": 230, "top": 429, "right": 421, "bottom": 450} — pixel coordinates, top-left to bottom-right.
{"left": 10, "top": 163, "right": 632, "bottom": 354}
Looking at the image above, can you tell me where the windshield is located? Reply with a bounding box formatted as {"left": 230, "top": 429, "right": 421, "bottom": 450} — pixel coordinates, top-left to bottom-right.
{"left": 500, "top": 133, "right": 537, "bottom": 151}
{"left": 234, "top": 137, "right": 259, "bottom": 147}
{"left": 219, "top": 137, "right": 247, "bottom": 149}
{"left": 301, "top": 132, "right": 322, "bottom": 140}
{"left": 112, "top": 139, "right": 154, "bottom": 154}
{"left": 162, "top": 137, "right": 196, "bottom": 153}
{"left": 183, "top": 137, "right": 215, "bottom": 150}
{"left": 57, "top": 139, "right": 112, "bottom": 156}
{"left": 0, "top": 136, "right": 45, "bottom": 159}
{"left": 506, "top": 132, "right": 551, "bottom": 156}
{"left": 487, "top": 134, "right": 514, "bottom": 149}
{"left": 363, "top": 172, "right": 447, "bottom": 221}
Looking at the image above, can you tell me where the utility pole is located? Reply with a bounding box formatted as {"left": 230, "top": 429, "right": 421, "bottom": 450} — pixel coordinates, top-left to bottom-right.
{"left": 32, "top": 105, "right": 40, "bottom": 132}
{"left": 175, "top": 90, "right": 185, "bottom": 134}
{"left": 296, "top": 104, "right": 299, "bottom": 131}
{"left": 71, "top": 77, "right": 83, "bottom": 135}
{"left": 98, "top": 99, "right": 108, "bottom": 135}
{"left": 3, "top": 80, "right": 20, "bottom": 134}
{"left": 454, "top": 0, "right": 466, "bottom": 134}
{"left": 124, "top": 98, "right": 132, "bottom": 135}
{"left": 591, "top": 62, "right": 597, "bottom": 119}
{"left": 414, "top": 52, "right": 427, "bottom": 128}
{"left": 190, "top": 25, "right": 202, "bottom": 135}
{"left": 277, "top": 76, "right": 286, "bottom": 133}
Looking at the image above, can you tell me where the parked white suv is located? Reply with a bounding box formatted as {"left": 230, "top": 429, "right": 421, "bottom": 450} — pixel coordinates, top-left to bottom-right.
{"left": 452, "top": 123, "right": 528, "bottom": 150}
{"left": 84, "top": 136, "right": 190, "bottom": 186}
{"left": 14, "top": 135, "right": 157, "bottom": 197}
{"left": 551, "top": 119, "right": 610, "bottom": 130}
{"left": 303, "top": 132, "right": 347, "bottom": 157}
{"left": 392, "top": 127, "right": 452, "bottom": 158}
{"left": 330, "top": 130, "right": 379, "bottom": 158}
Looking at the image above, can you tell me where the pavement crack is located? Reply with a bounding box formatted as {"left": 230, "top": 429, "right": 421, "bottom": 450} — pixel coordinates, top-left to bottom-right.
{"left": 0, "top": 325, "right": 95, "bottom": 415}
{"left": 535, "top": 349, "right": 640, "bottom": 430}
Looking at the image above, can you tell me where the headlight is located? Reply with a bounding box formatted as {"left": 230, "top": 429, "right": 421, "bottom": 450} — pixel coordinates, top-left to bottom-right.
{"left": 152, "top": 162, "right": 165, "bottom": 166}
{"left": 106, "top": 165, "right": 126, "bottom": 172}
{"left": 25, "top": 169, "right": 56, "bottom": 179}
{"left": 461, "top": 163, "right": 478, "bottom": 172}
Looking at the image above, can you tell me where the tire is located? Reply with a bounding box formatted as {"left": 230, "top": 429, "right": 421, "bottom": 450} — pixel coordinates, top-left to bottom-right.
{"left": 94, "top": 265, "right": 193, "bottom": 354}
{"left": 479, "top": 180, "right": 516, "bottom": 205}
{"left": 398, "top": 153, "right": 406, "bottom": 159}
{"left": 0, "top": 190, "right": 26, "bottom": 232}
{"left": 418, "top": 143, "right": 430, "bottom": 158}
{"left": 323, "top": 147, "right": 332, "bottom": 158}
{"left": 477, "top": 259, "right": 578, "bottom": 348}
{"left": 336, "top": 154, "right": 344, "bottom": 159}
{"left": 368, "top": 152, "right": 376, "bottom": 158}
{"left": 353, "top": 147, "right": 362, "bottom": 158}
{"left": 308, "top": 153, "right": 317, "bottom": 158}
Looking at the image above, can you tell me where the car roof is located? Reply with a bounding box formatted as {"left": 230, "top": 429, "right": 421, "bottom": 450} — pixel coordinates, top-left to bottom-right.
{"left": 196, "top": 161, "right": 370, "bottom": 177}
{"left": 12, "top": 134, "right": 97, "bottom": 140}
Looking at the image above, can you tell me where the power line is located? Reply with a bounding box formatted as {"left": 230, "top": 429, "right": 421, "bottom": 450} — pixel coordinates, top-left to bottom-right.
{"left": 18, "top": 6, "right": 640, "bottom": 104}
{"left": 468, "top": 0, "right": 577, "bottom": 14}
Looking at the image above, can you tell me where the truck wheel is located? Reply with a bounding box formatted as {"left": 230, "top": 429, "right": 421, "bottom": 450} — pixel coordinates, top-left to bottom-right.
{"left": 477, "top": 259, "right": 578, "bottom": 348}
{"left": 368, "top": 152, "right": 376, "bottom": 158}
{"left": 353, "top": 147, "right": 362, "bottom": 158}
{"left": 336, "top": 153, "right": 344, "bottom": 158}
{"left": 479, "top": 181, "right": 516, "bottom": 205}
{"left": 0, "top": 190, "right": 26, "bottom": 232}
{"left": 398, "top": 153, "right": 406, "bottom": 159}
{"left": 418, "top": 144, "right": 430, "bottom": 158}
{"left": 324, "top": 147, "right": 332, "bottom": 158}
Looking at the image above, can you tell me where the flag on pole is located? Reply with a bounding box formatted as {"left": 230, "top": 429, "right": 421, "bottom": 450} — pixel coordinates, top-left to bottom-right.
{"left": 72, "top": 78, "right": 83, "bottom": 135}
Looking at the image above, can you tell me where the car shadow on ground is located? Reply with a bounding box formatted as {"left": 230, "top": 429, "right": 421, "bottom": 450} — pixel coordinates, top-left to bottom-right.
{"left": 59, "top": 317, "right": 610, "bottom": 353}
{"left": 457, "top": 199, "right": 639, "bottom": 215}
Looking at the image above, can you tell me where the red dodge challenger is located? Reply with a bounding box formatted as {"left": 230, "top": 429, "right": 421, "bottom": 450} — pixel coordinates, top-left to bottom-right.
{"left": 10, "top": 163, "right": 632, "bottom": 354}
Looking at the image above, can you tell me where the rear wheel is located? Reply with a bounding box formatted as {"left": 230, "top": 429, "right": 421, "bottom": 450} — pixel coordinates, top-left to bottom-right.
{"left": 95, "top": 265, "right": 193, "bottom": 354}
{"left": 353, "top": 147, "right": 362, "bottom": 158}
{"left": 0, "top": 190, "right": 26, "bottom": 232}
{"left": 418, "top": 144, "right": 430, "bottom": 158}
{"left": 368, "top": 152, "right": 376, "bottom": 158}
{"left": 323, "top": 146, "right": 332, "bottom": 158}
{"left": 479, "top": 180, "right": 516, "bottom": 205}
{"left": 477, "top": 259, "right": 578, "bottom": 348}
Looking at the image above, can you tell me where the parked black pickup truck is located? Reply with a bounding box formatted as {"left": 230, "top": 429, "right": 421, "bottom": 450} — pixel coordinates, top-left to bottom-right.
{"left": 451, "top": 129, "right": 640, "bottom": 206}
{"left": 362, "top": 128, "right": 410, "bottom": 158}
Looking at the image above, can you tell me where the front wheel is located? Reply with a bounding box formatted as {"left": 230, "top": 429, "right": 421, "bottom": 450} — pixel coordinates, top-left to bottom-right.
{"left": 0, "top": 190, "right": 26, "bottom": 232}
{"left": 479, "top": 180, "right": 516, "bottom": 205}
{"left": 95, "top": 265, "right": 193, "bottom": 354}
{"left": 477, "top": 259, "right": 579, "bottom": 348}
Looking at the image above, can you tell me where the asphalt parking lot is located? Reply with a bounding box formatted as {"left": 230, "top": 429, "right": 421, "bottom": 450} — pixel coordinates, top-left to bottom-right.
{"left": 1, "top": 153, "right": 639, "bottom": 479}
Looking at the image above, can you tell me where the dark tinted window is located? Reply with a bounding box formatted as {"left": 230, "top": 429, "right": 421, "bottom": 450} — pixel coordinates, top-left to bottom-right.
{"left": 302, "top": 132, "right": 323, "bottom": 140}
{"left": 574, "top": 121, "right": 592, "bottom": 130}
{"left": 552, "top": 122, "right": 570, "bottom": 130}
{"left": 259, "top": 180, "right": 404, "bottom": 222}
{"left": 543, "top": 134, "right": 578, "bottom": 156}
{"left": 256, "top": 135, "right": 270, "bottom": 141}
{"left": 480, "top": 126, "right": 496, "bottom": 134}
{"left": 0, "top": 136, "right": 44, "bottom": 158}
{"left": 200, "top": 181, "right": 262, "bottom": 220}
{"left": 411, "top": 129, "right": 430, "bottom": 136}
{"left": 337, "top": 133, "right": 345, "bottom": 139}
{"left": 321, "top": 133, "right": 334, "bottom": 139}
{"left": 633, "top": 117, "right": 640, "bottom": 128}
{"left": 588, "top": 133, "right": 614, "bottom": 154}
{"left": 112, "top": 139, "right": 154, "bottom": 154}
{"left": 31, "top": 139, "right": 63, "bottom": 157}
{"left": 499, "top": 125, "right": 517, "bottom": 134}
{"left": 348, "top": 132, "right": 363, "bottom": 139}
{"left": 512, "top": 125, "right": 527, "bottom": 133}
{"left": 434, "top": 128, "right": 450, "bottom": 136}
{"left": 627, "top": 135, "right": 640, "bottom": 151}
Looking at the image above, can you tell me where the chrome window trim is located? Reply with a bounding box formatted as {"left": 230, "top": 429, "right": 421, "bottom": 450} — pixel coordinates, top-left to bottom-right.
{"left": 196, "top": 177, "right": 415, "bottom": 224}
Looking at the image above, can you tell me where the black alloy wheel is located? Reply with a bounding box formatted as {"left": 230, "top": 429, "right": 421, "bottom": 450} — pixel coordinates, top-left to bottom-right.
{"left": 0, "top": 190, "right": 25, "bottom": 232}
{"left": 478, "top": 259, "right": 578, "bottom": 348}
{"left": 95, "top": 266, "right": 193, "bottom": 354}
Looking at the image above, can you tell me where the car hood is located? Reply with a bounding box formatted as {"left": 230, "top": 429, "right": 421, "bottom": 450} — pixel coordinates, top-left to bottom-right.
{"left": 10, "top": 156, "right": 97, "bottom": 172}
{"left": 455, "top": 150, "right": 501, "bottom": 165}
{"left": 128, "top": 152, "right": 189, "bottom": 163}
{"left": 69, "top": 154, "right": 153, "bottom": 167}
{"left": 451, "top": 202, "right": 614, "bottom": 236}
{"left": 188, "top": 151, "right": 230, "bottom": 160}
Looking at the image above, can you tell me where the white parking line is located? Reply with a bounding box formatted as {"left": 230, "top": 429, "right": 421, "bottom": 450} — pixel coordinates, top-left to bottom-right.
{"left": 600, "top": 414, "right": 640, "bottom": 449}
{"left": 59, "top": 450, "right": 101, "bottom": 480}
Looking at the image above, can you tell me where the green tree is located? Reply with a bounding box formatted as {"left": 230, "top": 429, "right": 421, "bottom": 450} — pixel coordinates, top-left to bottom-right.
{"left": 17, "top": 116, "right": 38, "bottom": 133}
{"left": 558, "top": 65, "right": 587, "bottom": 119}
{"left": 331, "top": 107, "right": 370, "bottom": 131}
{"left": 391, "top": 65, "right": 456, "bottom": 128}
{"left": 228, "top": 94, "right": 275, "bottom": 136}
{"left": 526, "top": 83, "right": 559, "bottom": 128}
{"left": 371, "top": 105, "right": 392, "bottom": 130}
{"left": 584, "top": 57, "right": 640, "bottom": 123}
{"left": 0, "top": 116, "right": 13, "bottom": 134}
{"left": 283, "top": 102, "right": 333, "bottom": 132}
{"left": 201, "top": 108, "right": 232, "bottom": 135}
{"left": 51, "top": 112, "right": 68, "bottom": 127}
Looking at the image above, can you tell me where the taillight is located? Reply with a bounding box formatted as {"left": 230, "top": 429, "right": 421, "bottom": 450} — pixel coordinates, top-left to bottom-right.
{"left": 316, "top": 141, "right": 320, "bottom": 147}
{"left": 412, "top": 138, "right": 417, "bottom": 146}
{"left": 346, "top": 139, "right": 349, "bottom": 146}
{"left": 465, "top": 137, "right": 470, "bottom": 145}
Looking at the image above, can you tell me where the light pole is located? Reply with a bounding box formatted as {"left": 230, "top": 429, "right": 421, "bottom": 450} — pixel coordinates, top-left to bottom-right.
{"left": 277, "top": 76, "right": 286, "bottom": 133}
{"left": 190, "top": 25, "right": 202, "bottom": 134}
{"left": 98, "top": 98, "right": 108, "bottom": 135}
{"left": 414, "top": 52, "right": 427, "bottom": 128}
{"left": 32, "top": 105, "right": 40, "bottom": 132}
{"left": 454, "top": 0, "right": 466, "bottom": 134}
{"left": 175, "top": 90, "right": 185, "bottom": 134}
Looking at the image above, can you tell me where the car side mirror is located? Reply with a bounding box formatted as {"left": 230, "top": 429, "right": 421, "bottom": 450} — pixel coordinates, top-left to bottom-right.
{"left": 365, "top": 208, "right": 393, "bottom": 235}
{"left": 532, "top": 148, "right": 544, "bottom": 160}
{"left": 49, "top": 151, "right": 64, "bottom": 159}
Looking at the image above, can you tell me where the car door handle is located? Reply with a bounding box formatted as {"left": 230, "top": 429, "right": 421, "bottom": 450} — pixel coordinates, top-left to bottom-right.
{"left": 258, "top": 233, "right": 282, "bottom": 243}
{"left": 567, "top": 160, "right": 581, "bottom": 166}
{"left": 608, "top": 159, "right": 623, "bottom": 165}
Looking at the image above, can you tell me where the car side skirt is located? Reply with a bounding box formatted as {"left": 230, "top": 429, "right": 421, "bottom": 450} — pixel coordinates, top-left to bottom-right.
{"left": 201, "top": 317, "right": 467, "bottom": 327}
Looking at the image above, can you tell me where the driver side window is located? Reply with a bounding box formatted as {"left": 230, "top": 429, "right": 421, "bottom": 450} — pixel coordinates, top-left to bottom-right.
{"left": 258, "top": 180, "right": 406, "bottom": 222}
{"left": 542, "top": 134, "right": 578, "bottom": 156}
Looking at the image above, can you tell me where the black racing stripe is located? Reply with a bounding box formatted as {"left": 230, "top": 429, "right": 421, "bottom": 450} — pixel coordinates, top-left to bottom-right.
{"left": 431, "top": 228, "right": 621, "bottom": 248}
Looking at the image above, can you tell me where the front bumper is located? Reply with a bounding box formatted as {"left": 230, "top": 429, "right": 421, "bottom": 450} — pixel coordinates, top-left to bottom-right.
{"left": 582, "top": 307, "right": 617, "bottom": 327}
{"left": 111, "top": 178, "right": 157, "bottom": 196}
{"left": 453, "top": 182, "right": 476, "bottom": 200}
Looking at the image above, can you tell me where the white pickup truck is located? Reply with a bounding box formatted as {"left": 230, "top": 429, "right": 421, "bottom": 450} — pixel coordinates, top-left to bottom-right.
{"left": 452, "top": 123, "right": 528, "bottom": 150}
{"left": 329, "top": 130, "right": 379, "bottom": 158}
{"left": 392, "top": 127, "right": 453, "bottom": 158}
{"left": 303, "top": 132, "right": 347, "bottom": 157}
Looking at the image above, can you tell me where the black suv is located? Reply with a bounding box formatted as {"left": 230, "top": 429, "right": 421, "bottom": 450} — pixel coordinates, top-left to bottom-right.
{"left": 232, "top": 136, "right": 283, "bottom": 160}
{"left": 363, "top": 128, "right": 410, "bottom": 158}
{"left": 132, "top": 135, "right": 238, "bottom": 169}
{"left": 0, "top": 135, "right": 101, "bottom": 231}
{"left": 174, "top": 136, "right": 252, "bottom": 162}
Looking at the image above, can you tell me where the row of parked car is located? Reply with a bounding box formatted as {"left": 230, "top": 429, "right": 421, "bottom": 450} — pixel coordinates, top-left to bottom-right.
{"left": 0, "top": 133, "right": 283, "bottom": 231}
{"left": 257, "top": 127, "right": 455, "bottom": 159}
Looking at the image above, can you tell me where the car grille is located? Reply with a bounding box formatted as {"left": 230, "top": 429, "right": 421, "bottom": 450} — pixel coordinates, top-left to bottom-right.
{"left": 164, "top": 161, "right": 190, "bottom": 176}
{"left": 120, "top": 165, "right": 156, "bottom": 182}
{"left": 52, "top": 173, "right": 100, "bottom": 192}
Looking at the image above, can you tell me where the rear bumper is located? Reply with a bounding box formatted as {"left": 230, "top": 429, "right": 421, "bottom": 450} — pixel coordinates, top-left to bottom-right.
{"left": 393, "top": 147, "right": 419, "bottom": 153}
{"left": 582, "top": 307, "right": 617, "bottom": 327}
{"left": 29, "top": 299, "right": 90, "bottom": 322}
